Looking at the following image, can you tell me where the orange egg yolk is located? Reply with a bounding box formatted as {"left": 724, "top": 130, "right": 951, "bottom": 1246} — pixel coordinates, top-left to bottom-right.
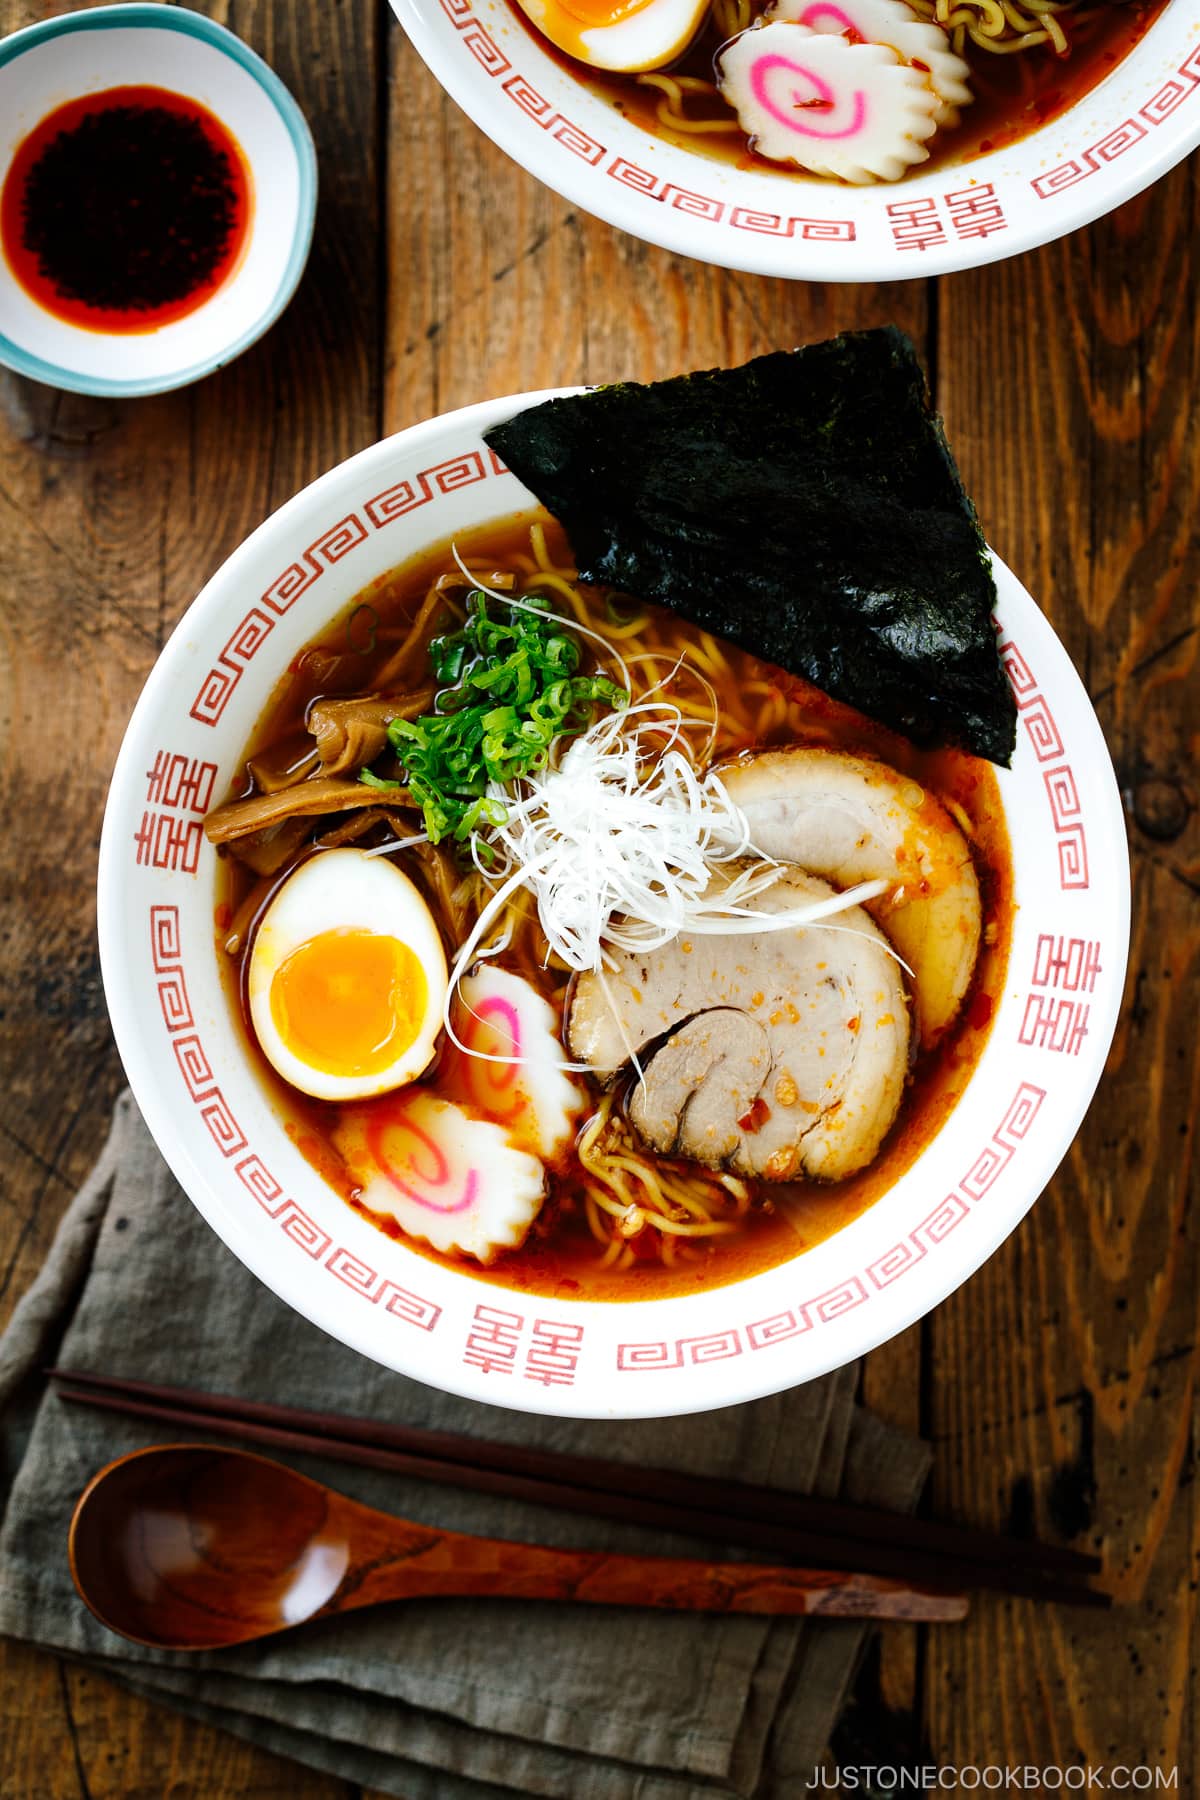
{"left": 269, "top": 928, "right": 428, "bottom": 1078}
{"left": 552, "top": 0, "right": 655, "bottom": 24}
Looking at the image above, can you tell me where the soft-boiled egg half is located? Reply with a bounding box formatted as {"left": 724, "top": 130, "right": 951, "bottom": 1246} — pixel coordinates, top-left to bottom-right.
{"left": 247, "top": 848, "right": 448, "bottom": 1103}
{"left": 513, "top": 0, "right": 709, "bottom": 73}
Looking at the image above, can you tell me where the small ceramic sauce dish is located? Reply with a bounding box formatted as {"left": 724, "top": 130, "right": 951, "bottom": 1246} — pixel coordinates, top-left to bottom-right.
{"left": 0, "top": 3, "right": 316, "bottom": 397}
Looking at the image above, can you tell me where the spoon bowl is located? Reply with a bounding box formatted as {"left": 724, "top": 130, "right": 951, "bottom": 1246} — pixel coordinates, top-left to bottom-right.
{"left": 70, "top": 1445, "right": 358, "bottom": 1649}
{"left": 69, "top": 1443, "right": 967, "bottom": 1649}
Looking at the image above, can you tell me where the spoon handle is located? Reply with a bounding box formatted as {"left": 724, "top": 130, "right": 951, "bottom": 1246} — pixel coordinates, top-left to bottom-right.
{"left": 346, "top": 1531, "right": 967, "bottom": 1621}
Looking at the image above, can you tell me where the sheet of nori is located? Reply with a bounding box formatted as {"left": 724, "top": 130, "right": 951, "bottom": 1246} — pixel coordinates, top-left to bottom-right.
{"left": 484, "top": 329, "right": 1018, "bottom": 765}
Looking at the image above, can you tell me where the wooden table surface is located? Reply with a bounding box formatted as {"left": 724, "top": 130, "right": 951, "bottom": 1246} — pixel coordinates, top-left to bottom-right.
{"left": 1, "top": 1, "right": 1196, "bottom": 1793}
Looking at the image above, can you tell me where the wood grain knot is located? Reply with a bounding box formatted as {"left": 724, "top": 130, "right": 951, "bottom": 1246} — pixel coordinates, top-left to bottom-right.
{"left": 1130, "top": 777, "right": 1191, "bottom": 843}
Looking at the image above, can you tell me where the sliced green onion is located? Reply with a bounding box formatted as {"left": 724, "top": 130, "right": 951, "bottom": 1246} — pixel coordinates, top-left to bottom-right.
{"left": 361, "top": 587, "right": 626, "bottom": 845}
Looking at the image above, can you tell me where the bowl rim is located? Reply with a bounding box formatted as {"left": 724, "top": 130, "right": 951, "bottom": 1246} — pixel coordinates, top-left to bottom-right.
{"left": 97, "top": 388, "right": 1132, "bottom": 1418}
{"left": 390, "top": 0, "right": 1200, "bottom": 281}
{"left": 0, "top": 1, "right": 318, "bottom": 398}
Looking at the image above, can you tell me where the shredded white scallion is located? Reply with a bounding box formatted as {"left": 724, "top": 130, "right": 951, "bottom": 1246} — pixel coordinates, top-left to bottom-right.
{"left": 482, "top": 704, "right": 888, "bottom": 972}
{"left": 439, "top": 704, "right": 895, "bottom": 1065}
{"left": 362, "top": 831, "right": 430, "bottom": 858}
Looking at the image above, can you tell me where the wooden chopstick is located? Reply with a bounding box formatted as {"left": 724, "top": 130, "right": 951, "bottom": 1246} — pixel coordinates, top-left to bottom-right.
{"left": 48, "top": 1369, "right": 1108, "bottom": 1608}
{"left": 47, "top": 1366, "right": 1100, "bottom": 1573}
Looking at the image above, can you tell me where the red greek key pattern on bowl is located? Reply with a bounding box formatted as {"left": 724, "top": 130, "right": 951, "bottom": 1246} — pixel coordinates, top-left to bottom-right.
{"left": 261, "top": 515, "right": 370, "bottom": 616}
{"left": 502, "top": 74, "right": 606, "bottom": 164}
{"left": 156, "top": 969, "right": 193, "bottom": 1032}
{"left": 235, "top": 1153, "right": 283, "bottom": 1206}
{"left": 618, "top": 1082, "right": 1046, "bottom": 1370}
{"left": 173, "top": 1033, "right": 215, "bottom": 1099}
{"left": 191, "top": 519, "right": 369, "bottom": 725}
{"left": 729, "top": 207, "right": 854, "bottom": 241}
{"left": 263, "top": 1197, "right": 332, "bottom": 1258}
{"left": 436, "top": 0, "right": 607, "bottom": 154}
{"left": 616, "top": 1329, "right": 743, "bottom": 1371}
{"left": 325, "top": 1247, "right": 443, "bottom": 1330}
{"left": 960, "top": 1082, "right": 1044, "bottom": 1198}
{"left": 806, "top": 1276, "right": 870, "bottom": 1322}
{"left": 865, "top": 1238, "right": 926, "bottom": 1288}
{"left": 1032, "top": 44, "right": 1200, "bottom": 199}
{"left": 150, "top": 910, "right": 247, "bottom": 1159}
{"left": 148, "top": 905, "right": 443, "bottom": 1329}
{"left": 187, "top": 452, "right": 512, "bottom": 727}
{"left": 195, "top": 1093, "right": 248, "bottom": 1159}
{"left": 606, "top": 157, "right": 858, "bottom": 240}
{"left": 1000, "top": 637, "right": 1089, "bottom": 890}
{"left": 1043, "top": 765, "right": 1088, "bottom": 887}
{"left": 745, "top": 1309, "right": 810, "bottom": 1350}
{"left": 742, "top": 1279, "right": 869, "bottom": 1351}
{"left": 914, "top": 1193, "right": 970, "bottom": 1245}
{"left": 1141, "top": 47, "right": 1200, "bottom": 124}
{"left": 866, "top": 1082, "right": 1044, "bottom": 1288}
{"left": 150, "top": 905, "right": 182, "bottom": 968}
{"left": 1032, "top": 121, "right": 1148, "bottom": 198}
{"left": 190, "top": 606, "right": 276, "bottom": 728}
{"left": 363, "top": 450, "right": 506, "bottom": 529}
{"left": 959, "top": 1142, "right": 1010, "bottom": 1200}
{"left": 608, "top": 158, "right": 723, "bottom": 219}
{"left": 437, "top": 0, "right": 512, "bottom": 75}
{"left": 464, "top": 20, "right": 511, "bottom": 74}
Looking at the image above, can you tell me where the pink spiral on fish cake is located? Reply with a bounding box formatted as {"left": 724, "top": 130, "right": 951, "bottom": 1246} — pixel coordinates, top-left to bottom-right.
{"left": 796, "top": 2, "right": 861, "bottom": 36}
{"left": 749, "top": 51, "right": 868, "bottom": 139}
{"left": 467, "top": 1000, "right": 521, "bottom": 1108}
{"left": 366, "top": 1100, "right": 479, "bottom": 1214}
{"left": 453, "top": 996, "right": 526, "bottom": 1120}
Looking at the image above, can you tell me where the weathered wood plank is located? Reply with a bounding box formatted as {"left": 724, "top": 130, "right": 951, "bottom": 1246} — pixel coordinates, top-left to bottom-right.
{"left": 5, "top": 0, "right": 1195, "bottom": 1788}
{"left": 0, "top": 0, "right": 385, "bottom": 1791}
{"left": 926, "top": 159, "right": 1198, "bottom": 1786}
{"left": 0, "top": 0, "right": 383, "bottom": 1332}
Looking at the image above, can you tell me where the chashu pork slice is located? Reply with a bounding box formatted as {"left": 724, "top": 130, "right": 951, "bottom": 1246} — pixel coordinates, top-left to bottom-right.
{"left": 568, "top": 868, "right": 910, "bottom": 1182}
{"left": 718, "top": 747, "right": 981, "bottom": 1046}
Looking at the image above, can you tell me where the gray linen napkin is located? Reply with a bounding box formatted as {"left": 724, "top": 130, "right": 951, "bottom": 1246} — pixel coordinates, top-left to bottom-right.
{"left": 0, "top": 1094, "right": 930, "bottom": 1798}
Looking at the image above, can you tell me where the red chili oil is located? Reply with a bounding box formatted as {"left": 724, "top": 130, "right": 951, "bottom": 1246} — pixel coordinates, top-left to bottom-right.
{"left": 0, "top": 85, "right": 251, "bottom": 334}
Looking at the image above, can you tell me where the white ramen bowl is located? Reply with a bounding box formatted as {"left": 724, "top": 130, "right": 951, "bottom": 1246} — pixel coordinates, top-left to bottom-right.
{"left": 98, "top": 391, "right": 1130, "bottom": 1419}
{"left": 0, "top": 5, "right": 316, "bottom": 397}
{"left": 389, "top": 0, "right": 1198, "bottom": 279}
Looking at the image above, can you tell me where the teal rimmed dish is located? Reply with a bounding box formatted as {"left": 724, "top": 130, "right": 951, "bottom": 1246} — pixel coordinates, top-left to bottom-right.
{"left": 0, "top": 3, "right": 317, "bottom": 397}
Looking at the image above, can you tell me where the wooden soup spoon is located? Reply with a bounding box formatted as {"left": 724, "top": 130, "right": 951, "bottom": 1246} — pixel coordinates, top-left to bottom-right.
{"left": 68, "top": 1444, "right": 967, "bottom": 1650}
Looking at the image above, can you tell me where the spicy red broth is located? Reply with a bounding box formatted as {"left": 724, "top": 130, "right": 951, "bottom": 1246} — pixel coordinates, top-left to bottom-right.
{"left": 213, "top": 516, "right": 1014, "bottom": 1304}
